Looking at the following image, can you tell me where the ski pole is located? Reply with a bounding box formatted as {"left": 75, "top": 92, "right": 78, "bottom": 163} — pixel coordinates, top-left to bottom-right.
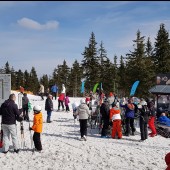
{"left": 28, "top": 121, "right": 33, "bottom": 149}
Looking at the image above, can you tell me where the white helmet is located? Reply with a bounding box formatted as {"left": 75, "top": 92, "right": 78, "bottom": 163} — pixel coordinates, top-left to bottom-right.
{"left": 33, "top": 105, "right": 42, "bottom": 113}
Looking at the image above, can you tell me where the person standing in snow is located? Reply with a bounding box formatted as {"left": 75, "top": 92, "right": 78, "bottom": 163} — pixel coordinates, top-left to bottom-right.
{"left": 51, "top": 84, "right": 58, "bottom": 100}
{"left": 58, "top": 93, "right": 65, "bottom": 111}
{"left": 110, "top": 102, "right": 122, "bottom": 139}
{"left": 120, "top": 98, "right": 136, "bottom": 136}
{"left": 75, "top": 99, "right": 90, "bottom": 141}
{"left": 29, "top": 105, "right": 43, "bottom": 151}
{"left": 39, "top": 84, "right": 44, "bottom": 100}
{"left": 138, "top": 99, "right": 149, "bottom": 141}
{"left": 22, "top": 93, "right": 29, "bottom": 121}
{"left": 45, "top": 94, "right": 53, "bottom": 123}
{"left": 147, "top": 99, "right": 157, "bottom": 137}
{"left": 108, "top": 92, "right": 115, "bottom": 109}
{"left": 100, "top": 98, "right": 110, "bottom": 138}
{"left": 65, "top": 92, "right": 70, "bottom": 112}
{"left": 0, "top": 94, "right": 23, "bottom": 153}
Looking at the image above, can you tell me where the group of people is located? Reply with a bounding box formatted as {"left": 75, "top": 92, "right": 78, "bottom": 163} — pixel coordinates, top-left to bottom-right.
{"left": 73, "top": 91, "right": 160, "bottom": 143}
{"left": 0, "top": 93, "right": 43, "bottom": 153}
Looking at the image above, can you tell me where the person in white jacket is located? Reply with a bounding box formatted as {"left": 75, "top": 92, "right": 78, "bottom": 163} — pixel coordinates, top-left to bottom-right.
{"left": 75, "top": 99, "right": 90, "bottom": 141}
{"left": 61, "top": 84, "right": 66, "bottom": 94}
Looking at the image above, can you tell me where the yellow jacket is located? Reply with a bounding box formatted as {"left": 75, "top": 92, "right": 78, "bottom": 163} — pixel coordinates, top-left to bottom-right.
{"left": 32, "top": 112, "right": 43, "bottom": 133}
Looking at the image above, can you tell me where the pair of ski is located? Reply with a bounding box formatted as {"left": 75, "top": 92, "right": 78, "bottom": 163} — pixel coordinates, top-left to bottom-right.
{"left": 18, "top": 92, "right": 34, "bottom": 152}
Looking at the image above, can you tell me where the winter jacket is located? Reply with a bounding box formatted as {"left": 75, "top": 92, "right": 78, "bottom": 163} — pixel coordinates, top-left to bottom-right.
{"left": 65, "top": 96, "right": 70, "bottom": 106}
{"left": 138, "top": 105, "right": 149, "bottom": 123}
{"left": 110, "top": 107, "right": 121, "bottom": 121}
{"left": 22, "top": 96, "right": 29, "bottom": 109}
{"left": 61, "top": 85, "right": 66, "bottom": 94}
{"left": 76, "top": 103, "right": 90, "bottom": 119}
{"left": 158, "top": 116, "right": 170, "bottom": 126}
{"left": 0, "top": 99, "right": 21, "bottom": 125}
{"left": 45, "top": 98, "right": 53, "bottom": 111}
{"left": 120, "top": 103, "right": 135, "bottom": 118}
{"left": 100, "top": 103, "right": 110, "bottom": 120}
{"left": 32, "top": 112, "right": 43, "bottom": 133}
{"left": 39, "top": 84, "right": 44, "bottom": 93}
{"left": 58, "top": 93, "right": 65, "bottom": 101}
{"left": 51, "top": 85, "right": 58, "bottom": 93}
{"left": 147, "top": 101, "right": 156, "bottom": 117}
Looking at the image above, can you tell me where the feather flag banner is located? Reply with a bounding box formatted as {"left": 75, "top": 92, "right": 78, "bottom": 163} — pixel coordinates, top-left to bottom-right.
{"left": 80, "top": 81, "right": 85, "bottom": 93}
{"left": 93, "top": 83, "right": 99, "bottom": 93}
{"left": 130, "top": 81, "right": 140, "bottom": 96}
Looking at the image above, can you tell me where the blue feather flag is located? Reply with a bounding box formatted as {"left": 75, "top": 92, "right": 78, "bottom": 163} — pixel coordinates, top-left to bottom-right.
{"left": 80, "top": 81, "right": 85, "bottom": 93}
{"left": 130, "top": 81, "right": 140, "bottom": 96}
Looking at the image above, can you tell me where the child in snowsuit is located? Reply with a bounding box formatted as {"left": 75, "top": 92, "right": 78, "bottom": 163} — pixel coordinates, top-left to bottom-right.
{"left": 65, "top": 93, "right": 70, "bottom": 112}
{"left": 110, "top": 103, "right": 122, "bottom": 139}
{"left": 30, "top": 105, "right": 43, "bottom": 151}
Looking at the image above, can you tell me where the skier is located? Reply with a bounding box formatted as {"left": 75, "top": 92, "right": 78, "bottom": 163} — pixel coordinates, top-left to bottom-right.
{"left": 58, "top": 93, "right": 65, "bottom": 111}
{"left": 39, "top": 84, "right": 44, "bottom": 100}
{"left": 65, "top": 92, "right": 70, "bottom": 112}
{"left": 0, "top": 94, "right": 23, "bottom": 153}
{"left": 147, "top": 99, "right": 157, "bottom": 137}
{"left": 22, "top": 93, "right": 29, "bottom": 121}
{"left": 75, "top": 99, "right": 90, "bottom": 141}
{"left": 100, "top": 98, "right": 110, "bottom": 138}
{"left": 29, "top": 105, "right": 43, "bottom": 152}
{"left": 120, "top": 98, "right": 136, "bottom": 136}
{"left": 138, "top": 99, "right": 149, "bottom": 141}
{"left": 110, "top": 102, "right": 122, "bottom": 139}
{"left": 45, "top": 94, "right": 53, "bottom": 123}
{"left": 51, "top": 84, "right": 58, "bottom": 100}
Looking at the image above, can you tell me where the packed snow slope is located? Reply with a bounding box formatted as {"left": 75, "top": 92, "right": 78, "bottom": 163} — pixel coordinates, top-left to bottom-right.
{"left": 0, "top": 92, "right": 169, "bottom": 170}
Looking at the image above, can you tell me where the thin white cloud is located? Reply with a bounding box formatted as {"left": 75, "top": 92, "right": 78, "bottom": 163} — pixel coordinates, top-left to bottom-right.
{"left": 17, "top": 17, "right": 59, "bottom": 30}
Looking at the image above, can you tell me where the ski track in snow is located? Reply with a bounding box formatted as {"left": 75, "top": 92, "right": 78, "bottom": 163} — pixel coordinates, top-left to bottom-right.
{"left": 0, "top": 92, "right": 169, "bottom": 170}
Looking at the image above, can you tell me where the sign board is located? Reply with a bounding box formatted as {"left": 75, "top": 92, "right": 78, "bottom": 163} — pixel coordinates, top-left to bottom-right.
{"left": 156, "top": 73, "right": 170, "bottom": 85}
{"left": 0, "top": 74, "right": 11, "bottom": 106}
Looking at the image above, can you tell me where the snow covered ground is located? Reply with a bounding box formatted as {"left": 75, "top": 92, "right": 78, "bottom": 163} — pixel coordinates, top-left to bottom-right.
{"left": 0, "top": 91, "right": 169, "bottom": 170}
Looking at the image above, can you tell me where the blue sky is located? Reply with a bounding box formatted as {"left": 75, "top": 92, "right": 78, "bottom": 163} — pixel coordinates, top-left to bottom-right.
{"left": 0, "top": 1, "right": 170, "bottom": 78}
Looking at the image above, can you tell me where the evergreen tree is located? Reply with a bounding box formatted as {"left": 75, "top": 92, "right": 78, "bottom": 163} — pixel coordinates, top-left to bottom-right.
{"left": 117, "top": 55, "right": 126, "bottom": 97}
{"left": 68, "top": 60, "right": 83, "bottom": 96}
{"left": 153, "top": 23, "right": 170, "bottom": 74}
{"left": 11, "top": 67, "right": 16, "bottom": 90}
{"left": 24, "top": 70, "right": 30, "bottom": 91}
{"left": 126, "top": 30, "right": 153, "bottom": 97}
{"left": 81, "top": 32, "right": 100, "bottom": 92}
{"left": 29, "top": 67, "right": 39, "bottom": 94}
{"left": 15, "top": 69, "right": 24, "bottom": 90}
{"left": 52, "top": 60, "right": 70, "bottom": 93}
{"left": 4, "top": 62, "right": 11, "bottom": 74}
{"left": 40, "top": 74, "right": 49, "bottom": 93}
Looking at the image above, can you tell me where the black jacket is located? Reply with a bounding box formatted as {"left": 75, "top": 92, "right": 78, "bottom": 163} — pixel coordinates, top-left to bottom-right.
{"left": 22, "top": 96, "right": 29, "bottom": 109}
{"left": 0, "top": 99, "right": 21, "bottom": 125}
{"left": 139, "top": 105, "right": 149, "bottom": 123}
{"left": 100, "top": 103, "right": 110, "bottom": 121}
{"left": 45, "top": 98, "right": 53, "bottom": 111}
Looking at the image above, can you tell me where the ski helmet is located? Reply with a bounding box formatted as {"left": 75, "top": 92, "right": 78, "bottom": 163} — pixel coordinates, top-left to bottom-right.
{"left": 33, "top": 105, "right": 41, "bottom": 113}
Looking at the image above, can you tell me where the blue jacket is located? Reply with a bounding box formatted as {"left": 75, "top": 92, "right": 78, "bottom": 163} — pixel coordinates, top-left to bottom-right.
{"left": 120, "top": 104, "right": 135, "bottom": 118}
{"left": 158, "top": 116, "right": 170, "bottom": 126}
{"left": 51, "top": 85, "right": 58, "bottom": 93}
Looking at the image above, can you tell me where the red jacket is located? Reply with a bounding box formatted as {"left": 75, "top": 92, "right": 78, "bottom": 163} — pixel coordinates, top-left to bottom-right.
{"left": 58, "top": 93, "right": 65, "bottom": 101}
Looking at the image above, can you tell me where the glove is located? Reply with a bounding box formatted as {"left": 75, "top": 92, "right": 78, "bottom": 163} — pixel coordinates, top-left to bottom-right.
{"left": 29, "top": 127, "right": 32, "bottom": 131}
